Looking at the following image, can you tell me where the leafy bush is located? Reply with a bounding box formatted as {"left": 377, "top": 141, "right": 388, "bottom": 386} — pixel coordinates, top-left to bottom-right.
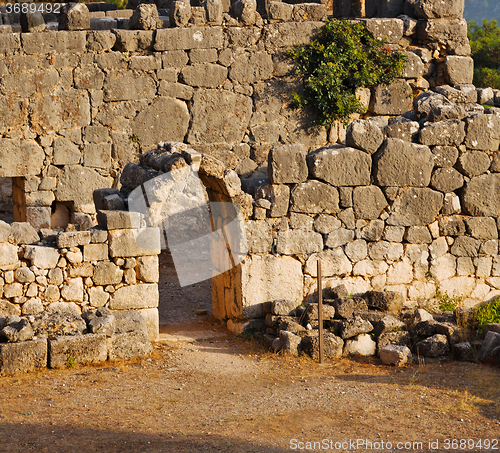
{"left": 287, "top": 19, "right": 407, "bottom": 127}
{"left": 468, "top": 19, "right": 500, "bottom": 89}
{"left": 475, "top": 298, "right": 500, "bottom": 332}
{"left": 436, "top": 291, "right": 462, "bottom": 312}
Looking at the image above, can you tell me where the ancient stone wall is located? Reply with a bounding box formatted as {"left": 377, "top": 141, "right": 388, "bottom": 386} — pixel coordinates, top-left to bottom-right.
{"left": 207, "top": 86, "right": 500, "bottom": 331}
{"left": 0, "top": 0, "right": 472, "bottom": 230}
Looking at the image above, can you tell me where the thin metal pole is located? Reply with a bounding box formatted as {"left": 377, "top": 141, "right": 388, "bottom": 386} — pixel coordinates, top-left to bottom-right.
{"left": 317, "top": 259, "right": 324, "bottom": 364}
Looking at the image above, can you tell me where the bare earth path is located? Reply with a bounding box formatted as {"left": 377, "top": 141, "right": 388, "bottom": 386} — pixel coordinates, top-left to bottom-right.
{"left": 0, "top": 253, "right": 499, "bottom": 452}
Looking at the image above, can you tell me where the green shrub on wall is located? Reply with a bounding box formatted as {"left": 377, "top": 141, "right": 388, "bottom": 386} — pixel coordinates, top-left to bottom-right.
{"left": 287, "top": 20, "right": 407, "bottom": 127}
{"left": 468, "top": 19, "right": 500, "bottom": 90}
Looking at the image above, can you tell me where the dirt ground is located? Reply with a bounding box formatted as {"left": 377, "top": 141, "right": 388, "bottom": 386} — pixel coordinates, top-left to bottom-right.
{"left": 0, "top": 252, "right": 499, "bottom": 453}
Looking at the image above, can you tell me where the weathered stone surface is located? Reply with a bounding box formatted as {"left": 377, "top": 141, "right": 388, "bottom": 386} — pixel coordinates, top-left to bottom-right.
{"left": 136, "top": 256, "right": 159, "bottom": 283}
{"left": 453, "top": 341, "right": 474, "bottom": 362}
{"left": 462, "top": 174, "right": 500, "bottom": 217}
{"left": 465, "top": 114, "right": 500, "bottom": 151}
{"left": 276, "top": 230, "right": 323, "bottom": 255}
{"left": 188, "top": 90, "right": 252, "bottom": 145}
{"left": 0, "top": 339, "right": 47, "bottom": 375}
{"left": 478, "top": 331, "right": 500, "bottom": 362}
{"left": 59, "top": 3, "right": 90, "bottom": 31}
{"left": 370, "top": 80, "right": 412, "bottom": 115}
{"left": 419, "top": 120, "right": 465, "bottom": 146}
{"left": 108, "top": 228, "right": 161, "bottom": 258}
{"left": 429, "top": 104, "right": 466, "bottom": 122}
{"left": 465, "top": 217, "right": 498, "bottom": 240}
{"left": 109, "top": 284, "right": 158, "bottom": 310}
{"left": 340, "top": 316, "right": 373, "bottom": 339}
{"left": 388, "top": 188, "right": 443, "bottom": 226}
{"left": 206, "top": 0, "right": 223, "bottom": 24}
{"left": 344, "top": 333, "right": 376, "bottom": 356}
{"left": 268, "top": 144, "right": 308, "bottom": 184}
{"left": 271, "top": 299, "right": 298, "bottom": 316}
{"left": 130, "top": 3, "right": 161, "bottom": 30}
{"left": 405, "top": 226, "right": 432, "bottom": 243}
{"left": 49, "top": 334, "right": 107, "bottom": 369}
{"left": 344, "top": 239, "right": 368, "bottom": 262}
{"left": 230, "top": 51, "right": 273, "bottom": 85}
{"left": 346, "top": 119, "right": 384, "bottom": 154}
{"left": 444, "top": 56, "right": 474, "bottom": 85}
{"left": 56, "top": 166, "right": 112, "bottom": 212}
{"left": 10, "top": 222, "right": 39, "bottom": 245}
{"left": 0, "top": 139, "right": 44, "bottom": 177}
{"left": 384, "top": 117, "right": 419, "bottom": 142}
{"left": 373, "top": 139, "right": 433, "bottom": 187}
{"left": 20, "top": 11, "right": 45, "bottom": 33}
{"left": 88, "top": 286, "right": 110, "bottom": 308}
{"left": 368, "top": 241, "right": 404, "bottom": 261}
{"left": 279, "top": 330, "right": 301, "bottom": 355}
{"left": 307, "top": 146, "right": 371, "bottom": 187}
{"left": 108, "top": 330, "right": 152, "bottom": 360}
{"left": 362, "top": 18, "right": 403, "bottom": 43}
{"left": 458, "top": 151, "right": 491, "bottom": 178}
{"left": 415, "top": 334, "right": 450, "bottom": 357}
{"left": 0, "top": 317, "right": 34, "bottom": 343}
{"left": 57, "top": 231, "right": 91, "bottom": 248}
{"left": 268, "top": 1, "right": 293, "bottom": 21}
{"left": 364, "top": 291, "right": 404, "bottom": 314}
{"left": 24, "top": 246, "right": 59, "bottom": 269}
{"left": 93, "top": 262, "right": 123, "bottom": 286}
{"left": 333, "top": 297, "right": 368, "bottom": 319}
{"left": 299, "top": 332, "right": 343, "bottom": 360}
{"left": 180, "top": 64, "right": 227, "bottom": 88}
{"left": 325, "top": 228, "right": 355, "bottom": 248}
{"left": 245, "top": 220, "right": 272, "bottom": 253}
{"left": 380, "top": 344, "right": 412, "bottom": 366}
{"left": 438, "top": 216, "right": 465, "bottom": 236}
{"left": 131, "top": 97, "right": 189, "bottom": 151}
{"left": 304, "top": 249, "right": 352, "bottom": 277}
{"left": 155, "top": 27, "right": 224, "bottom": 51}
{"left": 313, "top": 215, "right": 341, "bottom": 234}
{"left": 290, "top": 180, "right": 339, "bottom": 214}
{"left": 412, "top": 0, "right": 464, "bottom": 19}
{"left": 352, "top": 186, "right": 387, "bottom": 220}
{"left": 450, "top": 236, "right": 480, "bottom": 257}
{"left": 430, "top": 167, "right": 464, "bottom": 193}
{"left": 377, "top": 330, "right": 411, "bottom": 352}
{"left": 413, "top": 91, "right": 452, "bottom": 120}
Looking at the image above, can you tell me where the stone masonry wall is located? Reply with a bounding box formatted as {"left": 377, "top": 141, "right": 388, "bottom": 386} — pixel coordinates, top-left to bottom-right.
{"left": 0, "top": 214, "right": 161, "bottom": 342}
{"left": 209, "top": 85, "right": 500, "bottom": 330}
{"left": 0, "top": 0, "right": 473, "bottom": 230}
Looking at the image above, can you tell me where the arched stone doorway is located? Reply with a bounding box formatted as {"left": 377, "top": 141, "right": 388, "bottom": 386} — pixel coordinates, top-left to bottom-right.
{"left": 119, "top": 142, "right": 253, "bottom": 331}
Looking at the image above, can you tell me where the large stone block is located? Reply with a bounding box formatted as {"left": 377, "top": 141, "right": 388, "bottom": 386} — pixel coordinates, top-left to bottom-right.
{"left": 419, "top": 120, "right": 465, "bottom": 146}
{"left": 430, "top": 168, "right": 464, "bottom": 193}
{"left": 412, "top": 0, "right": 464, "bottom": 19}
{"left": 444, "top": 56, "right": 474, "bottom": 85}
{"left": 56, "top": 166, "right": 113, "bottom": 212}
{"left": 103, "top": 70, "right": 155, "bottom": 102}
{"left": 108, "top": 330, "right": 152, "bottom": 360}
{"left": 290, "top": 180, "right": 339, "bottom": 214}
{"left": 263, "top": 22, "right": 323, "bottom": 52}
{"left": 0, "top": 243, "right": 19, "bottom": 269}
{"left": 108, "top": 228, "right": 161, "bottom": 257}
{"left": 131, "top": 97, "right": 190, "bottom": 151}
{"left": 304, "top": 248, "right": 352, "bottom": 277}
{"left": 245, "top": 220, "right": 273, "bottom": 253}
{"left": 457, "top": 151, "right": 491, "bottom": 178}
{"left": 352, "top": 186, "right": 387, "bottom": 220}
{"left": 465, "top": 114, "right": 500, "bottom": 151}
{"left": 229, "top": 51, "right": 273, "bottom": 84}
{"left": 56, "top": 231, "right": 91, "bottom": 248}
{"left": 97, "top": 210, "right": 141, "bottom": 230}
{"left": 307, "top": 146, "right": 371, "bottom": 187}
{"left": 223, "top": 255, "right": 303, "bottom": 320}
{"left": 109, "top": 283, "right": 159, "bottom": 310}
{"left": 136, "top": 255, "right": 159, "bottom": 283}
{"left": 373, "top": 138, "right": 434, "bottom": 187}
{"left": 370, "top": 80, "right": 412, "bottom": 115}
{"left": 276, "top": 230, "right": 323, "bottom": 255}
{"left": 268, "top": 144, "right": 308, "bottom": 184}
{"left": 462, "top": 174, "right": 500, "bottom": 217}
{"left": 52, "top": 136, "right": 81, "bottom": 165}
{"left": 187, "top": 89, "right": 252, "bottom": 145}
{"left": 59, "top": 3, "right": 90, "bottom": 30}
{"left": 137, "top": 307, "right": 159, "bottom": 341}
{"left": 0, "top": 339, "right": 47, "bottom": 375}
{"left": 346, "top": 119, "right": 384, "bottom": 154}
{"left": 362, "top": 18, "right": 404, "bottom": 43}
{"left": 21, "top": 31, "right": 86, "bottom": 54}
{"left": 0, "top": 139, "right": 44, "bottom": 177}
{"left": 388, "top": 187, "right": 443, "bottom": 226}
{"left": 48, "top": 334, "right": 107, "bottom": 369}
{"left": 154, "top": 27, "right": 224, "bottom": 51}
{"left": 24, "top": 245, "right": 59, "bottom": 269}
{"left": 180, "top": 63, "right": 228, "bottom": 88}
{"left": 254, "top": 184, "right": 290, "bottom": 217}
{"left": 93, "top": 262, "right": 123, "bottom": 286}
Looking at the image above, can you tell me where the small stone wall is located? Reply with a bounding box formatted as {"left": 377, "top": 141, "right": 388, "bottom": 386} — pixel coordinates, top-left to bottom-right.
{"left": 0, "top": 0, "right": 472, "bottom": 229}
{"left": 0, "top": 211, "right": 161, "bottom": 375}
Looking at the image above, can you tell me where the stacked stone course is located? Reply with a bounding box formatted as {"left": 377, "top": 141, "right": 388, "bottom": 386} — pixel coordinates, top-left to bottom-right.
{"left": 0, "top": 210, "right": 161, "bottom": 375}
{"left": 0, "top": 0, "right": 473, "bottom": 230}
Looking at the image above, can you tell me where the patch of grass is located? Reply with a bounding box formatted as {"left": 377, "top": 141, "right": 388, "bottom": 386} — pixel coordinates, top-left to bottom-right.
{"left": 129, "top": 134, "right": 140, "bottom": 144}
{"left": 67, "top": 357, "right": 77, "bottom": 369}
{"left": 435, "top": 291, "right": 462, "bottom": 312}
{"left": 475, "top": 297, "right": 500, "bottom": 332}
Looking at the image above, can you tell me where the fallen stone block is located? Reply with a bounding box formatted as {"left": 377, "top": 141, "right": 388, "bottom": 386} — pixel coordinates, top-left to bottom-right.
{"left": 48, "top": 334, "right": 108, "bottom": 369}
{"left": 380, "top": 344, "right": 412, "bottom": 366}
{"left": 299, "top": 332, "right": 343, "bottom": 360}
{"left": 0, "top": 338, "right": 47, "bottom": 375}
{"left": 344, "top": 333, "right": 376, "bottom": 356}
{"left": 415, "top": 334, "right": 450, "bottom": 358}
{"left": 108, "top": 331, "right": 152, "bottom": 360}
